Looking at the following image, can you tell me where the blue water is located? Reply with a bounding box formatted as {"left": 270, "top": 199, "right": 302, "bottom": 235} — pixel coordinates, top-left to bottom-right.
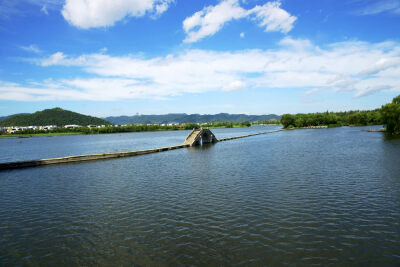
{"left": 1, "top": 126, "right": 399, "bottom": 266}
{"left": 0, "top": 126, "right": 280, "bottom": 163}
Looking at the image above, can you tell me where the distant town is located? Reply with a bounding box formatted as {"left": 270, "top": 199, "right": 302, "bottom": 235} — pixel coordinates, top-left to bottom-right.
{"left": 1, "top": 122, "right": 226, "bottom": 134}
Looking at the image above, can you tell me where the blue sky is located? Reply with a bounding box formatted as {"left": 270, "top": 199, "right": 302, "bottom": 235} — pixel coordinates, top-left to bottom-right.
{"left": 0, "top": 0, "right": 400, "bottom": 117}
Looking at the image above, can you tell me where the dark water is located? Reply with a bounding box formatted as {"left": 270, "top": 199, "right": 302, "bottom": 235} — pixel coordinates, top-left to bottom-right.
{"left": 1, "top": 126, "right": 400, "bottom": 266}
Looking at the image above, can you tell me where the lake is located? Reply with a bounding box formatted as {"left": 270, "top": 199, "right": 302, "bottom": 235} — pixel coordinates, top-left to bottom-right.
{"left": 1, "top": 126, "right": 399, "bottom": 266}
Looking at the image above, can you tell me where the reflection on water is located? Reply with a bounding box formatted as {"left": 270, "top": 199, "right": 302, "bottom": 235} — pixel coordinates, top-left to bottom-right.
{"left": 0, "top": 126, "right": 400, "bottom": 266}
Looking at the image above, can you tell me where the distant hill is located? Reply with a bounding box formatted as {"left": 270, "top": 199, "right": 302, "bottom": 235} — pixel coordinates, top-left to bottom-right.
{"left": 0, "top": 108, "right": 112, "bottom": 127}
{"left": 0, "top": 115, "right": 12, "bottom": 122}
{"left": 105, "top": 113, "right": 281, "bottom": 125}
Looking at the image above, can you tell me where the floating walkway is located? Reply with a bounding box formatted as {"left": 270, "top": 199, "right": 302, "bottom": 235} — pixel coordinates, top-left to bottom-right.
{"left": 0, "top": 129, "right": 283, "bottom": 170}
{"left": 218, "top": 129, "right": 282, "bottom": 142}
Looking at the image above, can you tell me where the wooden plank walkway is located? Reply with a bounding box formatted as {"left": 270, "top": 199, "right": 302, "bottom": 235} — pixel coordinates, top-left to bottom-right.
{"left": 0, "top": 129, "right": 283, "bottom": 171}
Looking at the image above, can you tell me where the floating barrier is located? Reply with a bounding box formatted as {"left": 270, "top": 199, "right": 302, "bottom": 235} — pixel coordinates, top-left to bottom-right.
{"left": 0, "top": 129, "right": 283, "bottom": 170}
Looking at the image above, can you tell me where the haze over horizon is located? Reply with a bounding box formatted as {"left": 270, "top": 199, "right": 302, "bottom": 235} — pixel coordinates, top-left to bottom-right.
{"left": 1, "top": 0, "right": 400, "bottom": 117}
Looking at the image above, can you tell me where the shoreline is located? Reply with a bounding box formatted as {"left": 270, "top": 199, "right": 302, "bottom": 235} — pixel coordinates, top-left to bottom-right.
{"left": 0, "top": 125, "right": 268, "bottom": 138}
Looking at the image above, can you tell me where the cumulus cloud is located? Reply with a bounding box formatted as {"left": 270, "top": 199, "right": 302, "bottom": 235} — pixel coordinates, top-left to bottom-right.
{"left": 2, "top": 38, "right": 399, "bottom": 101}
{"left": 183, "top": 0, "right": 247, "bottom": 43}
{"left": 250, "top": 1, "right": 296, "bottom": 33}
{"left": 61, "top": 0, "right": 173, "bottom": 29}
{"left": 183, "top": 0, "right": 296, "bottom": 43}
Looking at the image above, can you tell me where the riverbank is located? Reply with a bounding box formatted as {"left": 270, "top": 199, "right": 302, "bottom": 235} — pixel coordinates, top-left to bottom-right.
{"left": 0, "top": 132, "right": 84, "bottom": 137}
{"left": 363, "top": 128, "right": 386, "bottom": 132}
{"left": 0, "top": 125, "right": 256, "bottom": 138}
{"left": 284, "top": 125, "right": 385, "bottom": 131}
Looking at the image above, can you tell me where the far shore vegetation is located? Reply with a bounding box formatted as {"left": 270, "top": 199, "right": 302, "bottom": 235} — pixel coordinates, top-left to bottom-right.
{"left": 0, "top": 121, "right": 254, "bottom": 137}
{"left": 280, "top": 95, "right": 400, "bottom": 135}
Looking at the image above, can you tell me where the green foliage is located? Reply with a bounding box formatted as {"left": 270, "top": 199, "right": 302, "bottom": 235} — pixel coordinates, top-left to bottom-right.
{"left": 381, "top": 95, "right": 400, "bottom": 135}
{"left": 205, "top": 122, "right": 233, "bottom": 128}
{"left": 2, "top": 119, "right": 257, "bottom": 136}
{"left": 201, "top": 121, "right": 251, "bottom": 128}
{"left": 280, "top": 110, "right": 383, "bottom": 129}
{"left": 239, "top": 121, "right": 251, "bottom": 127}
{"left": 0, "top": 108, "right": 112, "bottom": 127}
{"left": 11, "top": 124, "right": 180, "bottom": 135}
{"left": 184, "top": 123, "right": 200, "bottom": 130}
{"left": 280, "top": 114, "right": 295, "bottom": 128}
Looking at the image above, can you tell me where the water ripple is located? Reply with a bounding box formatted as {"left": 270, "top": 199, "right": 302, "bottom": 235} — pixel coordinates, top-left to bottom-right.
{"left": 0, "top": 126, "right": 400, "bottom": 265}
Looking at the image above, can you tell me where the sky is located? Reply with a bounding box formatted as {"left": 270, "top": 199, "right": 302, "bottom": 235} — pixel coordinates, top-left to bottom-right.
{"left": 0, "top": 0, "right": 400, "bottom": 117}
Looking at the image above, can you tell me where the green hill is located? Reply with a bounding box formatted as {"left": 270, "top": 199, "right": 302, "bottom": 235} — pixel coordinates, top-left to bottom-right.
{"left": 0, "top": 115, "right": 10, "bottom": 122}
{"left": 0, "top": 108, "right": 112, "bottom": 127}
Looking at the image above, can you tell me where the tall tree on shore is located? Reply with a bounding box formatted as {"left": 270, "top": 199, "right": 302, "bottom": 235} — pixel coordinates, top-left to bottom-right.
{"left": 381, "top": 95, "right": 400, "bottom": 135}
{"left": 280, "top": 114, "right": 295, "bottom": 128}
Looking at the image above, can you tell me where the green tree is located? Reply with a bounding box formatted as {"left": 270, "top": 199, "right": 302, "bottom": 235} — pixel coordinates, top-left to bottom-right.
{"left": 294, "top": 116, "right": 305, "bottom": 127}
{"left": 280, "top": 114, "right": 295, "bottom": 128}
{"left": 239, "top": 121, "right": 251, "bottom": 127}
{"left": 184, "top": 123, "right": 200, "bottom": 130}
{"left": 381, "top": 95, "right": 400, "bottom": 135}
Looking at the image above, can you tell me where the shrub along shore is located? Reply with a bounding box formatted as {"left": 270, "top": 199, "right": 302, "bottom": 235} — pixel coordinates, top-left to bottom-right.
{"left": 0, "top": 122, "right": 252, "bottom": 137}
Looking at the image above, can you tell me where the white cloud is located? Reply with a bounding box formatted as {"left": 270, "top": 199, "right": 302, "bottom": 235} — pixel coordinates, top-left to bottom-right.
{"left": 240, "top": 32, "right": 245, "bottom": 38}
{"left": 355, "top": 0, "right": 400, "bottom": 15}
{"left": 222, "top": 80, "right": 246, "bottom": 91}
{"left": 278, "top": 36, "right": 313, "bottom": 50}
{"left": 40, "top": 52, "right": 66, "bottom": 66}
{"left": 61, "top": 0, "right": 173, "bottom": 29}
{"left": 20, "top": 44, "right": 42, "bottom": 54}
{"left": 183, "top": 0, "right": 296, "bottom": 43}
{"left": 250, "top": 1, "right": 296, "bottom": 33}
{"left": 183, "top": 0, "right": 247, "bottom": 43}
{"left": 2, "top": 38, "right": 399, "bottom": 101}
{"left": 354, "top": 85, "right": 392, "bottom": 98}
{"left": 358, "top": 58, "right": 400, "bottom": 75}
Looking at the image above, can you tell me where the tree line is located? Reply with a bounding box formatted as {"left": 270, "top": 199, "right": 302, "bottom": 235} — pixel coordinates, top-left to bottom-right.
{"left": 2, "top": 121, "right": 252, "bottom": 136}
{"left": 280, "top": 95, "right": 400, "bottom": 135}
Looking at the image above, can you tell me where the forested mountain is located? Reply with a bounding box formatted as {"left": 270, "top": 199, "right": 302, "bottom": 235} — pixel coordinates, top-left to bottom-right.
{"left": 0, "top": 114, "right": 18, "bottom": 122}
{"left": 0, "top": 116, "right": 8, "bottom": 122}
{"left": 0, "top": 108, "right": 112, "bottom": 127}
{"left": 105, "top": 113, "right": 280, "bottom": 125}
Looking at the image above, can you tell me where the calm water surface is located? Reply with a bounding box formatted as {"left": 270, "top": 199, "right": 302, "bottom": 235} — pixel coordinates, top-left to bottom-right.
{"left": 1, "top": 126, "right": 400, "bottom": 266}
